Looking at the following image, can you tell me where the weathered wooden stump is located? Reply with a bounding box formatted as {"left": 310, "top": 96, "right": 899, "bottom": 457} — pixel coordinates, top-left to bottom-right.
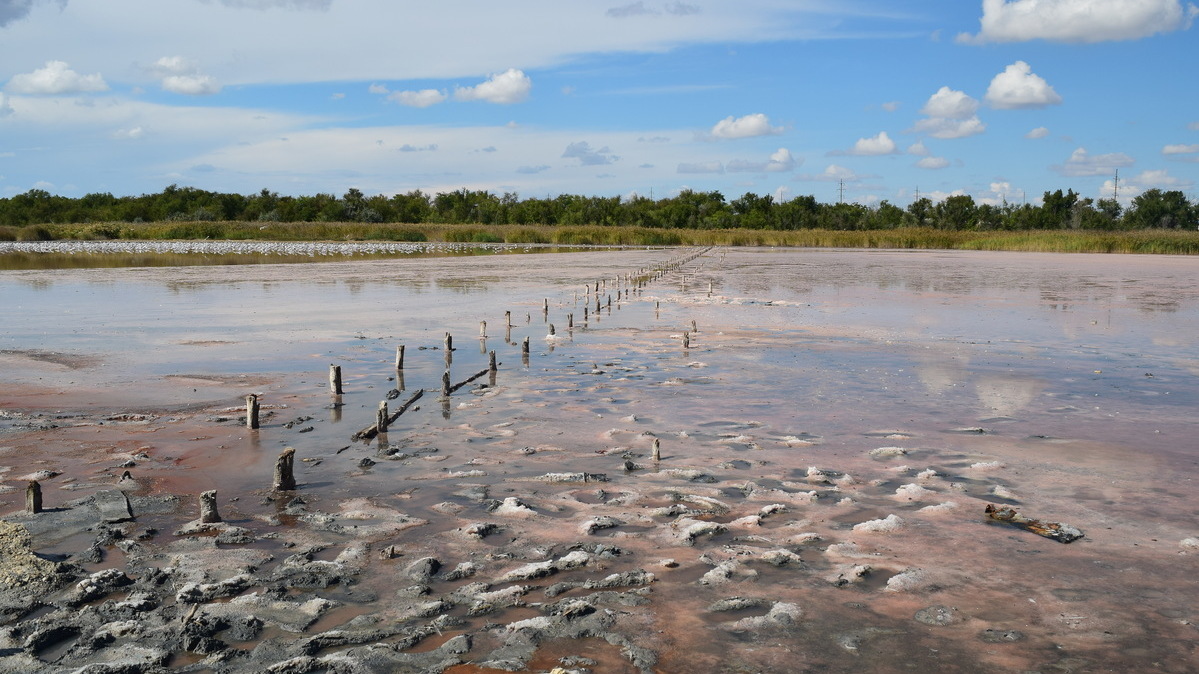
{"left": 522, "top": 336, "right": 530, "bottom": 355}
{"left": 395, "top": 345, "right": 405, "bottom": 370}
{"left": 26, "top": 480, "right": 42, "bottom": 514}
{"left": 548, "top": 323, "right": 556, "bottom": 337}
{"left": 652, "top": 438, "right": 661, "bottom": 461}
{"left": 245, "top": 393, "right": 260, "bottom": 430}
{"left": 683, "top": 332, "right": 690, "bottom": 349}
{"left": 199, "top": 490, "right": 221, "bottom": 524}
{"left": 376, "top": 400, "right": 389, "bottom": 434}
{"left": 567, "top": 313, "right": 574, "bottom": 329}
{"left": 441, "top": 370, "right": 451, "bottom": 397}
{"left": 480, "top": 321, "right": 487, "bottom": 338}
{"left": 329, "top": 364, "right": 343, "bottom": 395}
{"left": 274, "top": 448, "right": 297, "bottom": 491}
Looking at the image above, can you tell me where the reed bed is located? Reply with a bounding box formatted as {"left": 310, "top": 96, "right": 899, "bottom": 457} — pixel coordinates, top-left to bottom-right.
{"left": 7, "top": 221, "right": 1199, "bottom": 255}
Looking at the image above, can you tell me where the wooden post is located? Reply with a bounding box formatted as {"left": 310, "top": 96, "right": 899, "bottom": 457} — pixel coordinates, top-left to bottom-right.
{"left": 505, "top": 310, "right": 512, "bottom": 327}
{"left": 395, "top": 345, "right": 405, "bottom": 370}
{"left": 489, "top": 350, "right": 498, "bottom": 386}
{"left": 480, "top": 321, "right": 487, "bottom": 338}
{"left": 376, "top": 400, "right": 389, "bottom": 434}
{"left": 199, "top": 490, "right": 221, "bottom": 524}
{"left": 245, "top": 394, "right": 259, "bottom": 430}
{"left": 441, "top": 370, "right": 451, "bottom": 398}
{"left": 652, "top": 438, "right": 661, "bottom": 461}
{"left": 691, "top": 319, "right": 697, "bottom": 333}
{"left": 683, "top": 332, "right": 690, "bottom": 348}
{"left": 26, "top": 480, "right": 42, "bottom": 514}
{"left": 273, "top": 448, "right": 296, "bottom": 491}
{"left": 567, "top": 313, "right": 574, "bottom": 329}
{"left": 444, "top": 332, "right": 453, "bottom": 353}
{"left": 548, "top": 323, "right": 556, "bottom": 337}
{"left": 329, "top": 364, "right": 343, "bottom": 395}
{"left": 522, "top": 336, "right": 530, "bottom": 356}
{"left": 583, "top": 306, "right": 589, "bottom": 321}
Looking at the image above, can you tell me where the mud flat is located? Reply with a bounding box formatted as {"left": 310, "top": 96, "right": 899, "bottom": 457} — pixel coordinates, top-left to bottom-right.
{"left": 2, "top": 247, "right": 1198, "bottom": 673}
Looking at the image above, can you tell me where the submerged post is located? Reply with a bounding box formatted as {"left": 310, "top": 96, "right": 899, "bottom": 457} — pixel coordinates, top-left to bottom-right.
{"left": 329, "top": 364, "right": 343, "bottom": 395}
{"left": 522, "top": 336, "right": 530, "bottom": 356}
{"left": 683, "top": 332, "right": 690, "bottom": 349}
{"left": 26, "top": 480, "right": 42, "bottom": 514}
{"left": 274, "top": 447, "right": 297, "bottom": 491}
{"left": 199, "top": 490, "right": 221, "bottom": 524}
{"left": 246, "top": 394, "right": 260, "bottom": 430}
{"left": 396, "top": 345, "right": 405, "bottom": 370}
{"left": 567, "top": 313, "right": 574, "bottom": 330}
{"left": 441, "top": 370, "right": 451, "bottom": 398}
{"left": 488, "top": 350, "right": 498, "bottom": 386}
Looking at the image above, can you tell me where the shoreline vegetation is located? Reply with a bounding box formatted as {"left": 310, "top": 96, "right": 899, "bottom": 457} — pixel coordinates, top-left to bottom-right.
{"left": 2, "top": 221, "right": 1199, "bottom": 256}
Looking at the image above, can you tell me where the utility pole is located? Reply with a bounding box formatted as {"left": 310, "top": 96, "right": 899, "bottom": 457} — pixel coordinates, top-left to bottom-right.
{"left": 838, "top": 179, "right": 845, "bottom": 204}
{"left": 1113, "top": 169, "right": 1119, "bottom": 201}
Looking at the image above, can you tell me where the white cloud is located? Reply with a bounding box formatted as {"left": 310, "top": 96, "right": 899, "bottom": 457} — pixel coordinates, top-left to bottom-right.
{"left": 911, "top": 86, "right": 986, "bottom": 140}
{"left": 916, "top": 156, "right": 950, "bottom": 169}
{"left": 111, "top": 126, "right": 145, "bottom": 140}
{"left": 0, "top": 92, "right": 12, "bottom": 117}
{"left": 920, "top": 86, "right": 979, "bottom": 119}
{"left": 881, "top": 101, "right": 901, "bottom": 112}
{"left": 1163, "top": 143, "right": 1199, "bottom": 155}
{"left": 153, "top": 56, "right": 221, "bottom": 95}
{"left": 985, "top": 61, "right": 1062, "bottom": 109}
{"left": 389, "top": 89, "right": 448, "bottom": 108}
{"left": 1130, "top": 168, "right": 1192, "bottom": 188}
{"left": 959, "top": 0, "right": 1199, "bottom": 44}
{"left": 606, "top": 2, "right": 700, "bottom": 18}
{"left": 368, "top": 83, "right": 389, "bottom": 95}
{"left": 796, "top": 164, "right": 864, "bottom": 182}
{"left": 454, "top": 69, "right": 532, "bottom": 104}
{"left": 6, "top": 60, "right": 108, "bottom": 95}
{"left": 516, "top": 164, "right": 550, "bottom": 174}
{"left": 1025, "top": 126, "right": 1050, "bottom": 139}
{"left": 562, "top": 141, "right": 617, "bottom": 165}
{"left": 844, "top": 131, "right": 897, "bottom": 156}
{"left": 1051, "top": 147, "right": 1135, "bottom": 176}
{"left": 710, "top": 113, "right": 783, "bottom": 139}
{"left": 907, "top": 141, "right": 929, "bottom": 156}
{"left": 978, "top": 181, "right": 1021, "bottom": 206}
{"left": 727, "top": 147, "right": 799, "bottom": 173}
{"left": 924, "top": 189, "right": 967, "bottom": 203}
{"left": 678, "top": 161, "right": 724, "bottom": 174}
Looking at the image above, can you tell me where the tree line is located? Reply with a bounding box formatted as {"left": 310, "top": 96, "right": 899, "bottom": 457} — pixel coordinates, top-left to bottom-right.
{"left": 1, "top": 184, "right": 1195, "bottom": 231}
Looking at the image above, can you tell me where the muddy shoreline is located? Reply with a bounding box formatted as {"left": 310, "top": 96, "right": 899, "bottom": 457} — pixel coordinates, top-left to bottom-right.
{"left": 2, "top": 247, "right": 1198, "bottom": 673}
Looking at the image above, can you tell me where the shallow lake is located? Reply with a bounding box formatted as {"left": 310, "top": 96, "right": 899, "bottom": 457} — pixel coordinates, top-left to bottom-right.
{"left": 1, "top": 247, "right": 1197, "bottom": 673}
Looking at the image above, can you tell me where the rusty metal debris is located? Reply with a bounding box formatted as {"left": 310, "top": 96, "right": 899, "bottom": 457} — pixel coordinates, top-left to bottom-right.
{"left": 984, "top": 504, "right": 1084, "bottom": 544}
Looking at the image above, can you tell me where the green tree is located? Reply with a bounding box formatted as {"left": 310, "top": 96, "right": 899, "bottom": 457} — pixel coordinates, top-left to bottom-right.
{"left": 1126, "top": 189, "right": 1195, "bottom": 229}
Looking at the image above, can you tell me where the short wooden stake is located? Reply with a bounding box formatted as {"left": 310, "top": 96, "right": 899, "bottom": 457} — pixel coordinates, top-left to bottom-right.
{"left": 26, "top": 480, "right": 42, "bottom": 514}
{"left": 505, "top": 310, "right": 512, "bottom": 327}
{"left": 691, "top": 319, "right": 697, "bottom": 333}
{"left": 652, "top": 438, "right": 661, "bottom": 461}
{"left": 395, "top": 345, "right": 405, "bottom": 370}
{"left": 567, "top": 313, "right": 574, "bottom": 329}
{"left": 441, "top": 370, "right": 451, "bottom": 397}
{"left": 246, "top": 394, "right": 260, "bottom": 430}
{"left": 548, "top": 323, "right": 556, "bottom": 337}
{"left": 480, "top": 321, "right": 487, "bottom": 338}
{"left": 329, "top": 364, "right": 343, "bottom": 395}
{"left": 522, "top": 336, "right": 530, "bottom": 355}
{"left": 683, "top": 332, "right": 690, "bottom": 348}
{"left": 376, "top": 400, "right": 389, "bottom": 434}
{"left": 489, "top": 350, "right": 498, "bottom": 386}
{"left": 274, "top": 448, "right": 296, "bottom": 491}
{"left": 199, "top": 490, "right": 221, "bottom": 524}
{"left": 444, "top": 332, "right": 453, "bottom": 352}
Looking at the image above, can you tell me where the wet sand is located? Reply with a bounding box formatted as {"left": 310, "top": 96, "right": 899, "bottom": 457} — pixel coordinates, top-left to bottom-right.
{"left": 2, "top": 247, "right": 1198, "bottom": 673}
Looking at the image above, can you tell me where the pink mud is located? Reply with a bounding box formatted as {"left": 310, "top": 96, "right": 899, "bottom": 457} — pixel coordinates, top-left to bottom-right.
{"left": 2, "top": 248, "right": 1198, "bottom": 673}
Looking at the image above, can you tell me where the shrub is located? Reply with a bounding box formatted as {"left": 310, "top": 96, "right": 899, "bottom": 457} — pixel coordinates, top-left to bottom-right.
{"left": 0, "top": 226, "right": 17, "bottom": 241}
{"left": 16, "top": 225, "right": 54, "bottom": 241}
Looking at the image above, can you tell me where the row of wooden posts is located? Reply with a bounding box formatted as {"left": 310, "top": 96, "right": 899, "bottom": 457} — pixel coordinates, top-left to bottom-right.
{"left": 22, "top": 248, "right": 714, "bottom": 520}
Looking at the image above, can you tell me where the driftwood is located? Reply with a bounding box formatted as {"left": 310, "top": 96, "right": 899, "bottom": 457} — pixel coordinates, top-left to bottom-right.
{"left": 984, "top": 504, "right": 1084, "bottom": 543}
{"left": 352, "top": 389, "right": 425, "bottom": 441}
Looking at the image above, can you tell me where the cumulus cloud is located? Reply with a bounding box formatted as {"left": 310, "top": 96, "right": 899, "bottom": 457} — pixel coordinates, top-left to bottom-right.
{"left": 978, "top": 181, "right": 1021, "bottom": 206}
{"left": 111, "top": 126, "right": 144, "bottom": 140}
{"left": 796, "top": 164, "right": 865, "bottom": 182}
{"left": 907, "top": 141, "right": 930, "bottom": 156}
{"left": 1051, "top": 147, "right": 1135, "bottom": 176}
{"left": 6, "top": 60, "right": 108, "bottom": 95}
{"left": 153, "top": 56, "right": 220, "bottom": 95}
{"left": 959, "top": 0, "right": 1199, "bottom": 44}
{"left": 911, "top": 86, "right": 986, "bottom": 139}
{"left": 916, "top": 156, "right": 951, "bottom": 169}
{"left": 562, "top": 141, "right": 617, "bottom": 165}
{"left": 710, "top": 113, "right": 783, "bottom": 139}
{"left": 1163, "top": 143, "right": 1199, "bottom": 155}
{"left": 0, "top": 92, "right": 12, "bottom": 117}
{"left": 677, "top": 161, "right": 724, "bottom": 174}
{"left": 727, "top": 148, "right": 799, "bottom": 173}
{"left": 836, "top": 131, "right": 898, "bottom": 156}
{"left": 516, "top": 165, "right": 550, "bottom": 174}
{"left": 389, "top": 89, "right": 448, "bottom": 108}
{"left": 985, "top": 61, "right": 1062, "bottom": 109}
{"left": 1025, "top": 126, "right": 1050, "bottom": 139}
{"left": 454, "top": 69, "right": 531, "bottom": 104}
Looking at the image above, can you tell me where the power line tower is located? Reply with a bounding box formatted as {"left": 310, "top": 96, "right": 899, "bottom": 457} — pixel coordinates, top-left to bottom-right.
{"left": 838, "top": 179, "right": 845, "bottom": 204}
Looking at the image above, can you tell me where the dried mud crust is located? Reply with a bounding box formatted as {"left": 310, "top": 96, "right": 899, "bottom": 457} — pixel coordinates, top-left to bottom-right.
{"left": 2, "top": 248, "right": 1198, "bottom": 673}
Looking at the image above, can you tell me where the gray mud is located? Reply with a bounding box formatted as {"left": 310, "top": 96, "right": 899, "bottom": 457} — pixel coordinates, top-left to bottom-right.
{"left": 2, "top": 247, "right": 1198, "bottom": 673}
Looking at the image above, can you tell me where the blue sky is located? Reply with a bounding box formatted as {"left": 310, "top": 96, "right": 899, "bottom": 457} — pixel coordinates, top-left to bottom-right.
{"left": 1, "top": 0, "right": 1196, "bottom": 208}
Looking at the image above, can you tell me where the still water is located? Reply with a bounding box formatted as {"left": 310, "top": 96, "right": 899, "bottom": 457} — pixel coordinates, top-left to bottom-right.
{"left": 2, "top": 247, "right": 1197, "bottom": 673}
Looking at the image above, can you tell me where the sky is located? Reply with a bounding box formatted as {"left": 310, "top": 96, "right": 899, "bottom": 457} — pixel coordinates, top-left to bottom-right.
{"left": 1, "top": 0, "right": 1197, "bottom": 208}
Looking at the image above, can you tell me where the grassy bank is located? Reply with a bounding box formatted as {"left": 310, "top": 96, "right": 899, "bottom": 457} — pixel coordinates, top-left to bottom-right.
{"left": 3, "top": 221, "right": 1198, "bottom": 254}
